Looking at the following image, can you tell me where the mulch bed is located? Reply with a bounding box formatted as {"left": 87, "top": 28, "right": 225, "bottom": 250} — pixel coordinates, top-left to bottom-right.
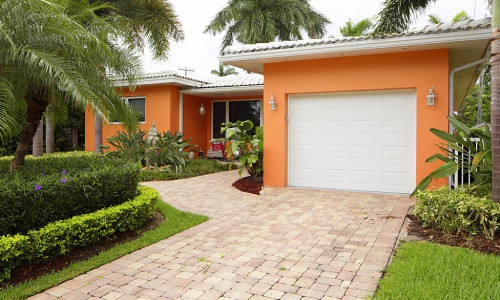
{"left": 407, "top": 214, "right": 500, "bottom": 255}
{"left": 233, "top": 176, "right": 263, "bottom": 195}
{"left": 0, "top": 211, "right": 165, "bottom": 289}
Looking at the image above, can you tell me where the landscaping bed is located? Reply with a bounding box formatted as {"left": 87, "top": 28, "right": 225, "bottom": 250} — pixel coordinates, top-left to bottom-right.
{"left": 233, "top": 176, "right": 263, "bottom": 195}
{"left": 140, "top": 158, "right": 230, "bottom": 181}
{"left": 0, "top": 211, "right": 164, "bottom": 289}
{"left": 407, "top": 214, "right": 500, "bottom": 255}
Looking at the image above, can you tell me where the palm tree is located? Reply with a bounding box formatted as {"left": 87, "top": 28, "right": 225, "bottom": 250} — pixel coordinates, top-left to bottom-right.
{"left": 211, "top": 63, "right": 239, "bottom": 77}
{"left": 428, "top": 11, "right": 470, "bottom": 24}
{"left": 205, "top": 0, "right": 330, "bottom": 51}
{"left": 340, "top": 18, "right": 373, "bottom": 37}
{"left": 0, "top": 0, "right": 140, "bottom": 171}
{"left": 374, "top": 0, "right": 500, "bottom": 203}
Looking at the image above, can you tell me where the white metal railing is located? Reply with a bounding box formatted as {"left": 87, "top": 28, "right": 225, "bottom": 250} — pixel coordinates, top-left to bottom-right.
{"left": 449, "top": 138, "right": 480, "bottom": 189}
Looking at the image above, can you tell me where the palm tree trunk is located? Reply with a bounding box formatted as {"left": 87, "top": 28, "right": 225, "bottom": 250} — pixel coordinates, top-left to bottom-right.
{"left": 9, "top": 84, "right": 51, "bottom": 172}
{"left": 32, "top": 119, "right": 43, "bottom": 157}
{"left": 45, "top": 114, "right": 54, "bottom": 154}
{"left": 72, "top": 125, "right": 79, "bottom": 150}
{"left": 94, "top": 111, "right": 103, "bottom": 153}
{"left": 492, "top": 0, "right": 500, "bottom": 203}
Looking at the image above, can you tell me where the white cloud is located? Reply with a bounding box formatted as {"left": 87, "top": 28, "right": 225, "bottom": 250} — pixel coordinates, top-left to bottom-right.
{"left": 141, "top": 0, "right": 490, "bottom": 80}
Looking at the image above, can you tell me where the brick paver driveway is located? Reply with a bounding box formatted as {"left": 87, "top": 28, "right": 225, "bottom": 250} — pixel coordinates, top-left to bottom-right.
{"left": 33, "top": 171, "right": 412, "bottom": 300}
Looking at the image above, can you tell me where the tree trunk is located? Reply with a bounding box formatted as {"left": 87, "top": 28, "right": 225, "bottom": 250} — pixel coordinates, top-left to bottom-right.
{"left": 32, "top": 119, "right": 43, "bottom": 157}
{"left": 94, "top": 111, "right": 103, "bottom": 153}
{"left": 72, "top": 125, "right": 79, "bottom": 150}
{"left": 45, "top": 114, "right": 54, "bottom": 154}
{"left": 492, "top": 0, "right": 500, "bottom": 203}
{"left": 9, "top": 84, "right": 51, "bottom": 172}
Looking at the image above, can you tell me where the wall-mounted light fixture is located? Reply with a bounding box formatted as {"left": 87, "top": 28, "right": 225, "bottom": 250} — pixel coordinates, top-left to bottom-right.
{"left": 199, "top": 104, "right": 206, "bottom": 116}
{"left": 426, "top": 87, "right": 436, "bottom": 106}
{"left": 269, "top": 93, "right": 277, "bottom": 111}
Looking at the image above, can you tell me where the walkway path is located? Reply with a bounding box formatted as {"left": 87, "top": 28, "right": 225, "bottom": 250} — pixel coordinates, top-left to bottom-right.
{"left": 32, "top": 171, "right": 412, "bottom": 300}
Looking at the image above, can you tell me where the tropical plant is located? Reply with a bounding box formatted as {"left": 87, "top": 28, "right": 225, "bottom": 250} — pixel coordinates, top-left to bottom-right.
{"left": 340, "top": 18, "right": 373, "bottom": 37}
{"left": 205, "top": 0, "right": 330, "bottom": 51}
{"left": 411, "top": 117, "right": 492, "bottom": 197}
{"left": 212, "top": 120, "right": 263, "bottom": 179}
{"left": 145, "top": 131, "right": 195, "bottom": 174}
{"left": 428, "top": 14, "right": 444, "bottom": 24}
{"left": 211, "top": 63, "right": 239, "bottom": 77}
{"left": 374, "top": 0, "right": 500, "bottom": 203}
{"left": 0, "top": 0, "right": 142, "bottom": 172}
{"left": 104, "top": 127, "right": 148, "bottom": 163}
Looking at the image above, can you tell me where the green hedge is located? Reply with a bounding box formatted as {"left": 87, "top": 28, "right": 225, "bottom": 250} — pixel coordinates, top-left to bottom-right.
{"left": 0, "top": 185, "right": 158, "bottom": 283}
{"left": 0, "top": 152, "right": 140, "bottom": 235}
{"left": 415, "top": 187, "right": 500, "bottom": 239}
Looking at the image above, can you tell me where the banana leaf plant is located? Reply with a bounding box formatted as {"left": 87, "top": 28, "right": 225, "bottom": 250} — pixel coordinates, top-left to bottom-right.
{"left": 212, "top": 120, "right": 263, "bottom": 179}
{"left": 411, "top": 117, "right": 492, "bottom": 197}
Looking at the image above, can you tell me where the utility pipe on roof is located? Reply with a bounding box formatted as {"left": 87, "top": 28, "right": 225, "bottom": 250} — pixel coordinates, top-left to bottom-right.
{"left": 449, "top": 56, "right": 490, "bottom": 133}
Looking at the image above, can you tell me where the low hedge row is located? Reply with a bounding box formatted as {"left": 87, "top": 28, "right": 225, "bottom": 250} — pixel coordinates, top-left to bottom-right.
{"left": 415, "top": 187, "right": 500, "bottom": 239}
{"left": 0, "top": 185, "right": 158, "bottom": 283}
{"left": 0, "top": 152, "right": 140, "bottom": 235}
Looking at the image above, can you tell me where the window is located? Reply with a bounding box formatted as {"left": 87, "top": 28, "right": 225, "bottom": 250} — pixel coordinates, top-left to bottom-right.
{"left": 111, "top": 97, "right": 146, "bottom": 123}
{"left": 212, "top": 100, "right": 261, "bottom": 139}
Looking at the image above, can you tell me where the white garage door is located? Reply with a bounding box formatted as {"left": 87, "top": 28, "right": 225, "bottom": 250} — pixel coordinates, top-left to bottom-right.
{"left": 288, "top": 90, "right": 416, "bottom": 194}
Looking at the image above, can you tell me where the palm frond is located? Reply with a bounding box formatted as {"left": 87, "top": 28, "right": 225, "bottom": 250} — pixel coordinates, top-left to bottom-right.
{"left": 374, "top": 0, "right": 437, "bottom": 34}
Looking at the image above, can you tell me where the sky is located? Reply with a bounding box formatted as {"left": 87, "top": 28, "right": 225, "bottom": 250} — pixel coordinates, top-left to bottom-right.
{"left": 140, "top": 0, "right": 490, "bottom": 81}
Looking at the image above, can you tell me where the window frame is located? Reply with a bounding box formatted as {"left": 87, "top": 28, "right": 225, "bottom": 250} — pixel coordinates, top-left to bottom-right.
{"left": 211, "top": 99, "right": 263, "bottom": 140}
{"left": 109, "top": 96, "right": 147, "bottom": 125}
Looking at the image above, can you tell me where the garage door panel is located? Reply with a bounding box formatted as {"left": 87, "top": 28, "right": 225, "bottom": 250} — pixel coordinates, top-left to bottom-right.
{"left": 289, "top": 90, "right": 416, "bottom": 194}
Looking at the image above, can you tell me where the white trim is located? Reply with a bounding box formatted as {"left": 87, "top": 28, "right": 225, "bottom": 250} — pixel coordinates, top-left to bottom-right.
{"left": 220, "top": 29, "right": 491, "bottom": 64}
{"left": 109, "top": 96, "right": 147, "bottom": 125}
{"left": 180, "top": 85, "right": 263, "bottom": 95}
{"left": 114, "top": 76, "right": 206, "bottom": 88}
{"left": 210, "top": 98, "right": 263, "bottom": 140}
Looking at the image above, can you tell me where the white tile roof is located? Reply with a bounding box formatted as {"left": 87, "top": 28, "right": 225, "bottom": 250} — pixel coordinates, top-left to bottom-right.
{"left": 196, "top": 73, "right": 264, "bottom": 89}
{"left": 223, "top": 18, "right": 491, "bottom": 55}
{"left": 111, "top": 71, "right": 208, "bottom": 84}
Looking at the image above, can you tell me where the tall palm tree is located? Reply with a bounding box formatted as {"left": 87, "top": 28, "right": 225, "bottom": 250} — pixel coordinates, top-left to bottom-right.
{"left": 374, "top": 0, "right": 500, "bottom": 203}
{"left": 205, "top": 0, "right": 330, "bottom": 51}
{"left": 340, "top": 18, "right": 373, "bottom": 37}
{"left": 0, "top": 0, "right": 140, "bottom": 171}
{"left": 211, "top": 63, "right": 239, "bottom": 77}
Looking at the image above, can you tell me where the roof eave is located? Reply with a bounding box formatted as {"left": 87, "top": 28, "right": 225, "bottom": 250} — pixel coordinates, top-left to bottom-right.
{"left": 113, "top": 76, "right": 207, "bottom": 88}
{"left": 180, "top": 85, "right": 263, "bottom": 95}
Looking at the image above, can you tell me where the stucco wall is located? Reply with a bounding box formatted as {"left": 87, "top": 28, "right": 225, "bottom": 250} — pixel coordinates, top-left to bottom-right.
{"left": 262, "top": 49, "right": 449, "bottom": 188}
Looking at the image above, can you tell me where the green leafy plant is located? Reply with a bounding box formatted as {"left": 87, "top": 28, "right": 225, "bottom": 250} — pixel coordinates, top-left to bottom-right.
{"left": 104, "top": 127, "right": 148, "bottom": 163}
{"left": 0, "top": 186, "right": 158, "bottom": 283}
{"left": 411, "top": 117, "right": 491, "bottom": 197}
{"left": 146, "top": 131, "right": 196, "bottom": 174}
{"left": 212, "top": 120, "right": 263, "bottom": 179}
{"left": 415, "top": 187, "right": 499, "bottom": 239}
{"left": 0, "top": 152, "right": 140, "bottom": 235}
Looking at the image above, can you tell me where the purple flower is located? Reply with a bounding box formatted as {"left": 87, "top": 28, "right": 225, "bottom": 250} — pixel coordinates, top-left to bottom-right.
{"left": 35, "top": 185, "right": 41, "bottom": 190}
{"left": 68, "top": 178, "right": 72, "bottom": 181}
{"left": 61, "top": 178, "right": 66, "bottom": 183}
{"left": 62, "top": 171, "right": 67, "bottom": 175}
{"left": 68, "top": 155, "right": 71, "bottom": 158}
{"left": 41, "top": 173, "right": 45, "bottom": 177}
{"left": 52, "top": 157, "right": 54, "bottom": 159}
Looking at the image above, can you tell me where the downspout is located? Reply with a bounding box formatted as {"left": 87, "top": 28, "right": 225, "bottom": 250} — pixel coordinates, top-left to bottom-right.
{"left": 179, "top": 93, "right": 183, "bottom": 134}
{"left": 447, "top": 55, "right": 490, "bottom": 187}
{"left": 449, "top": 56, "right": 490, "bottom": 133}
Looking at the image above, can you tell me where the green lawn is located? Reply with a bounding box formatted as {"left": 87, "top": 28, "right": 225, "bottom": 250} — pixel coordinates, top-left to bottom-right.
{"left": 140, "top": 158, "right": 231, "bottom": 181}
{"left": 374, "top": 241, "right": 500, "bottom": 300}
{"left": 0, "top": 199, "right": 208, "bottom": 300}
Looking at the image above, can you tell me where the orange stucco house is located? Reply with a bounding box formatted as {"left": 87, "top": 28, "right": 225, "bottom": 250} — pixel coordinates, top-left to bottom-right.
{"left": 86, "top": 18, "right": 491, "bottom": 194}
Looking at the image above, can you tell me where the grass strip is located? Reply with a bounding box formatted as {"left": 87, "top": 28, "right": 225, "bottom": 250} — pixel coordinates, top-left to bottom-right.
{"left": 0, "top": 199, "right": 208, "bottom": 299}
{"left": 140, "top": 159, "right": 231, "bottom": 181}
{"left": 374, "top": 241, "right": 500, "bottom": 300}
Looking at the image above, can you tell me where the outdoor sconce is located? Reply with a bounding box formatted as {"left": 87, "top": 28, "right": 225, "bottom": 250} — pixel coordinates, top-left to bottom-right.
{"left": 199, "top": 104, "right": 206, "bottom": 116}
{"left": 426, "top": 87, "right": 436, "bottom": 106}
{"left": 269, "top": 93, "right": 277, "bottom": 111}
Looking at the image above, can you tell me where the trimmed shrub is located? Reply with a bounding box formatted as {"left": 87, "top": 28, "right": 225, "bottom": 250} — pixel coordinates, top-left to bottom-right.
{"left": 0, "top": 152, "right": 140, "bottom": 235}
{"left": 414, "top": 187, "right": 500, "bottom": 239}
{"left": 0, "top": 186, "right": 158, "bottom": 283}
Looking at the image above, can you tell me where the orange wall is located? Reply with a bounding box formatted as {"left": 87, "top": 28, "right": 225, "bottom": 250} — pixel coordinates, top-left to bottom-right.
{"left": 263, "top": 49, "right": 449, "bottom": 188}
{"left": 182, "top": 94, "right": 208, "bottom": 156}
{"left": 85, "top": 85, "right": 180, "bottom": 151}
